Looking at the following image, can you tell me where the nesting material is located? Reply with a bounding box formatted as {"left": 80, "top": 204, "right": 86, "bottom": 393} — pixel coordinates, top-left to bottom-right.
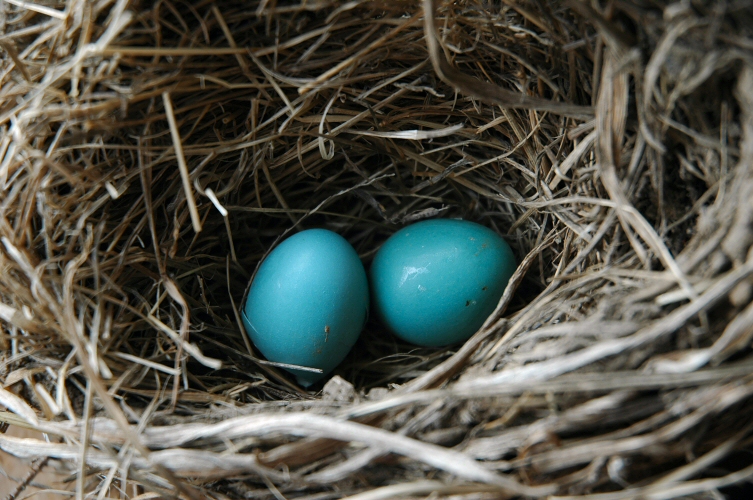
{"left": 1, "top": 1, "right": 753, "bottom": 499}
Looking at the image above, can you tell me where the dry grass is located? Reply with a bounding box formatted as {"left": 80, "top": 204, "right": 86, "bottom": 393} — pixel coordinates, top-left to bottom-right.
{"left": 1, "top": 0, "right": 753, "bottom": 498}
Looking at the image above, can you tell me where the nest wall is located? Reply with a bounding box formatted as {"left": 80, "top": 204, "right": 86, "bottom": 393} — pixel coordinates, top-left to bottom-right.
{"left": 1, "top": 0, "right": 753, "bottom": 498}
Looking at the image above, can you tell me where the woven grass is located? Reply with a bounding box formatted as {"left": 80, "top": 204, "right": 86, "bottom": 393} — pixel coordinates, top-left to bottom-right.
{"left": 1, "top": 0, "right": 753, "bottom": 498}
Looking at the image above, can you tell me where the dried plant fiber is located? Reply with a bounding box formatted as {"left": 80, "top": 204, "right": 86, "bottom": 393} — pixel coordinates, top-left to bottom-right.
{"left": 1, "top": 0, "right": 753, "bottom": 499}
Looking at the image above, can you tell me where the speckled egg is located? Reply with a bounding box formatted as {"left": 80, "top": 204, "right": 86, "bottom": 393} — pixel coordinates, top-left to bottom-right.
{"left": 242, "top": 229, "right": 369, "bottom": 386}
{"left": 370, "top": 219, "right": 516, "bottom": 346}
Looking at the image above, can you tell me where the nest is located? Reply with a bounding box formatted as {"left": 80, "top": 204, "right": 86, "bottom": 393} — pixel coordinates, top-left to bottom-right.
{"left": 1, "top": 0, "right": 753, "bottom": 498}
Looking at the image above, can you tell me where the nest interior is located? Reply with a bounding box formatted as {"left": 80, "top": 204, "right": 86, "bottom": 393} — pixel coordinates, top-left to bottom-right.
{"left": 1, "top": 0, "right": 753, "bottom": 498}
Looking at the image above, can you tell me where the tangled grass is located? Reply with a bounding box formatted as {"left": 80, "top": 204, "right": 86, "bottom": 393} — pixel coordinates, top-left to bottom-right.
{"left": 1, "top": 0, "right": 753, "bottom": 498}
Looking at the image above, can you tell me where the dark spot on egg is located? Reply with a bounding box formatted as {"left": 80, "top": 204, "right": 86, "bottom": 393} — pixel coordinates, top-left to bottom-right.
{"left": 482, "top": 286, "right": 488, "bottom": 291}
{"left": 465, "top": 300, "right": 471, "bottom": 307}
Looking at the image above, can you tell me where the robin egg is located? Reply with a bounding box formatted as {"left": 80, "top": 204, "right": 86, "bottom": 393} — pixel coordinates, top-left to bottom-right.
{"left": 370, "top": 219, "right": 516, "bottom": 346}
{"left": 242, "top": 229, "right": 369, "bottom": 386}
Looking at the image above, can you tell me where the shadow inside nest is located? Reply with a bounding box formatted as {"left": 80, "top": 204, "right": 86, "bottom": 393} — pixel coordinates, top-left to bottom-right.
{"left": 164, "top": 186, "right": 540, "bottom": 400}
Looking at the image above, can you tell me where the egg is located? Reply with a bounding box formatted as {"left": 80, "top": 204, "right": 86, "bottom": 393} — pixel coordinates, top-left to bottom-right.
{"left": 242, "top": 229, "right": 369, "bottom": 386}
{"left": 370, "top": 219, "right": 516, "bottom": 346}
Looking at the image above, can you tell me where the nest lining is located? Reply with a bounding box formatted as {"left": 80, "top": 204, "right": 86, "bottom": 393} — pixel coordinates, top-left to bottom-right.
{"left": 1, "top": 0, "right": 753, "bottom": 499}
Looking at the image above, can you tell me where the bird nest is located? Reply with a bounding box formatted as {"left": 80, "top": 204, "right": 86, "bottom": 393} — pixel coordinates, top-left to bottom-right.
{"left": 1, "top": 0, "right": 753, "bottom": 498}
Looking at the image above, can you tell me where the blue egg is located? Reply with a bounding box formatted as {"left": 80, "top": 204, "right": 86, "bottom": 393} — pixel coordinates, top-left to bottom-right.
{"left": 242, "top": 229, "right": 369, "bottom": 386}
{"left": 370, "top": 219, "right": 516, "bottom": 346}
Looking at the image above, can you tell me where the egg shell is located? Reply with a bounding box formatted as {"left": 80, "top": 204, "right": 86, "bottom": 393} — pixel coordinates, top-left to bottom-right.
{"left": 370, "top": 219, "right": 516, "bottom": 347}
{"left": 242, "top": 229, "right": 369, "bottom": 386}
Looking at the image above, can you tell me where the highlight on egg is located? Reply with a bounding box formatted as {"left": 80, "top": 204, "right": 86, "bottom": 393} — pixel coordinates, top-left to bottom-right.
{"left": 370, "top": 219, "right": 516, "bottom": 347}
{"left": 242, "top": 229, "right": 369, "bottom": 386}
